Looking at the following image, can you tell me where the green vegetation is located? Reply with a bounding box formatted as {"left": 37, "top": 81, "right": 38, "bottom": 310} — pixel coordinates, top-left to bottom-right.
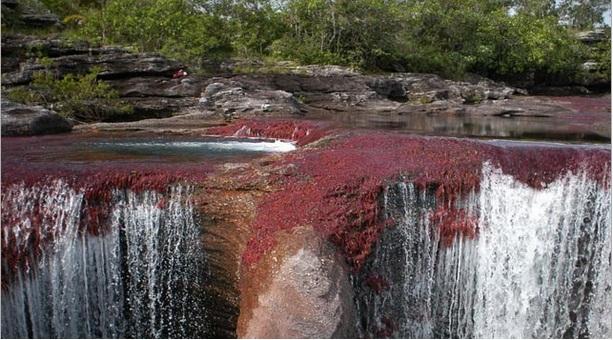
{"left": 4, "top": 0, "right": 611, "bottom": 83}
{"left": 74, "top": 0, "right": 232, "bottom": 64}
{"left": 597, "top": 37, "right": 612, "bottom": 76}
{"left": 6, "top": 67, "right": 133, "bottom": 122}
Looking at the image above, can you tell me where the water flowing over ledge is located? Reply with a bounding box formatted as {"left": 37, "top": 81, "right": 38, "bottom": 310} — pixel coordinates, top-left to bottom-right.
{"left": 1, "top": 128, "right": 611, "bottom": 339}
{"left": 90, "top": 139, "right": 297, "bottom": 153}
{"left": 357, "top": 163, "right": 611, "bottom": 338}
{"left": 1, "top": 181, "right": 209, "bottom": 338}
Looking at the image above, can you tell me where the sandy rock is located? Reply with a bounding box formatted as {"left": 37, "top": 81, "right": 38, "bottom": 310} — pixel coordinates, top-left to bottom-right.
{"left": 238, "top": 227, "right": 357, "bottom": 339}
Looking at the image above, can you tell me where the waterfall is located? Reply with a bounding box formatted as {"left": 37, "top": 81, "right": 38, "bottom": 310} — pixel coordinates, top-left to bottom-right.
{"left": 1, "top": 180, "right": 208, "bottom": 338}
{"left": 359, "top": 162, "right": 611, "bottom": 338}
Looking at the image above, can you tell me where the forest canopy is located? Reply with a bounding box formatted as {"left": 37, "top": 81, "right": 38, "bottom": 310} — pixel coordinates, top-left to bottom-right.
{"left": 23, "top": 0, "right": 613, "bottom": 82}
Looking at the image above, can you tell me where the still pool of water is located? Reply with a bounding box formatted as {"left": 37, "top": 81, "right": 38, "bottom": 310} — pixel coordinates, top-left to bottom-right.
{"left": 1, "top": 134, "right": 297, "bottom": 165}
{"left": 83, "top": 138, "right": 296, "bottom": 160}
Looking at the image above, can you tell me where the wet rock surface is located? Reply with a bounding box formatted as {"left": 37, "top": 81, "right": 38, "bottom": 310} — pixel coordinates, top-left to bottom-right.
{"left": 1, "top": 99, "right": 72, "bottom": 136}
{"left": 197, "top": 171, "right": 266, "bottom": 339}
{"left": 238, "top": 227, "right": 357, "bottom": 338}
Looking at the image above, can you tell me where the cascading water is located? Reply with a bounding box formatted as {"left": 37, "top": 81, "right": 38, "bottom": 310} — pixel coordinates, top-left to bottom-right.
{"left": 1, "top": 180, "right": 208, "bottom": 338}
{"left": 358, "top": 162, "right": 611, "bottom": 338}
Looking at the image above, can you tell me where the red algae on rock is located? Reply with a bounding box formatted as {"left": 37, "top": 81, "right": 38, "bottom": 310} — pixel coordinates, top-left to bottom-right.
{"left": 365, "top": 273, "right": 391, "bottom": 294}
{"left": 242, "top": 129, "right": 610, "bottom": 270}
{"left": 430, "top": 206, "right": 478, "bottom": 247}
{"left": 206, "top": 118, "right": 329, "bottom": 146}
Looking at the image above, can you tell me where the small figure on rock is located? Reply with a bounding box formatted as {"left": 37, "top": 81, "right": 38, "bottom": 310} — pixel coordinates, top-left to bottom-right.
{"left": 172, "top": 69, "right": 188, "bottom": 79}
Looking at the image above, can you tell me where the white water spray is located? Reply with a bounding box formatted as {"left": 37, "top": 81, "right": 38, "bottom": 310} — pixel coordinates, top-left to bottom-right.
{"left": 361, "top": 163, "right": 611, "bottom": 338}
{"left": 1, "top": 181, "right": 207, "bottom": 338}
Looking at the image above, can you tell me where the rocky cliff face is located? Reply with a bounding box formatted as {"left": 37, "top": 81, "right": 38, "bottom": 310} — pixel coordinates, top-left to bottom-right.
{"left": 1, "top": 33, "right": 199, "bottom": 121}
{"left": 2, "top": 34, "right": 523, "bottom": 122}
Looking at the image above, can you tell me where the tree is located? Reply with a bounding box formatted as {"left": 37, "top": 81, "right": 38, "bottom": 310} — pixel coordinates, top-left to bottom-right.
{"left": 222, "top": 0, "right": 287, "bottom": 56}
{"left": 272, "top": 0, "right": 405, "bottom": 69}
{"left": 557, "top": 0, "right": 611, "bottom": 29}
{"left": 78, "top": 0, "right": 233, "bottom": 63}
{"left": 57, "top": 0, "right": 602, "bottom": 83}
{"left": 510, "top": 0, "right": 557, "bottom": 18}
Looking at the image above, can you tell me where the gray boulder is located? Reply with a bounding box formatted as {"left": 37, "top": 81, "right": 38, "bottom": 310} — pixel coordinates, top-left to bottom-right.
{"left": 200, "top": 81, "right": 303, "bottom": 118}
{"left": 19, "top": 13, "right": 60, "bottom": 27}
{"left": 108, "top": 76, "right": 203, "bottom": 98}
{"left": 1, "top": 100, "right": 72, "bottom": 136}
{"left": 1, "top": 0, "right": 18, "bottom": 9}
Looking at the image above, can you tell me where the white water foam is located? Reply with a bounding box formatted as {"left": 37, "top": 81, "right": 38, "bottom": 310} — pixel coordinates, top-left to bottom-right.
{"left": 1, "top": 181, "right": 208, "bottom": 338}
{"left": 362, "top": 163, "right": 611, "bottom": 338}
{"left": 92, "top": 139, "right": 297, "bottom": 153}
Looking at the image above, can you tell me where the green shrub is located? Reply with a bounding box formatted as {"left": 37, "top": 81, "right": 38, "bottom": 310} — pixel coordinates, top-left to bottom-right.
{"left": 62, "top": 14, "right": 86, "bottom": 27}
{"left": 77, "top": 0, "right": 232, "bottom": 64}
{"left": 270, "top": 0, "right": 405, "bottom": 70}
{"left": 225, "top": 1, "right": 287, "bottom": 57}
{"left": 397, "top": 1, "right": 585, "bottom": 82}
{"left": 5, "top": 86, "right": 43, "bottom": 105}
{"left": 40, "top": 0, "right": 80, "bottom": 17}
{"left": 10, "top": 0, "right": 604, "bottom": 85}
{"left": 6, "top": 67, "right": 133, "bottom": 122}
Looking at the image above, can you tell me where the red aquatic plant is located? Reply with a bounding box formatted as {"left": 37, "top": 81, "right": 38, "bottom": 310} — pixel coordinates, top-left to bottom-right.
{"left": 1, "top": 169, "right": 200, "bottom": 289}
{"left": 365, "top": 273, "right": 390, "bottom": 294}
{"left": 241, "top": 133, "right": 488, "bottom": 269}
{"left": 429, "top": 206, "right": 478, "bottom": 247}
{"left": 207, "top": 118, "right": 329, "bottom": 146}
{"left": 156, "top": 197, "right": 167, "bottom": 209}
{"left": 77, "top": 171, "right": 191, "bottom": 236}
{"left": 0, "top": 133, "right": 214, "bottom": 288}
{"left": 241, "top": 129, "right": 610, "bottom": 270}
